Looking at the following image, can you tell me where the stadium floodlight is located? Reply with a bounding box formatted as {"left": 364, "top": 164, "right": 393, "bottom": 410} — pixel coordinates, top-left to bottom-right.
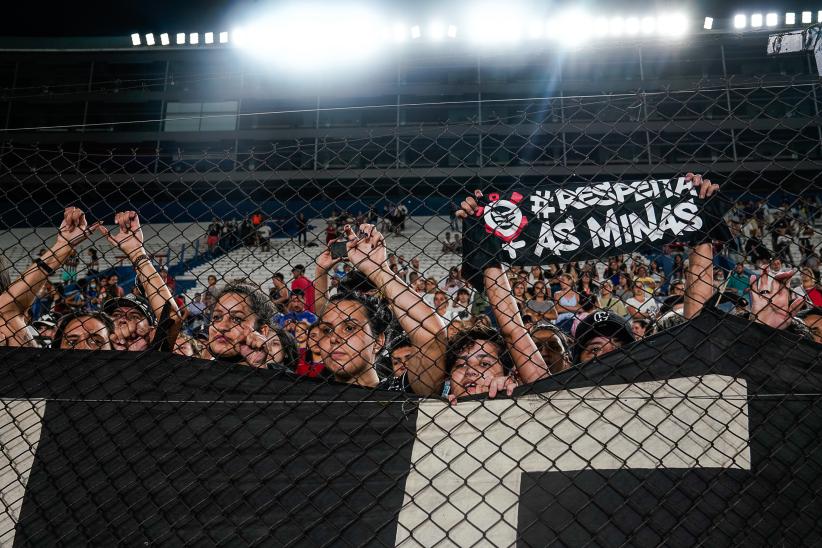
{"left": 703, "top": 17, "right": 713, "bottom": 30}
{"left": 528, "top": 21, "right": 544, "bottom": 38}
{"left": 131, "top": 33, "right": 141, "bottom": 46}
{"left": 464, "top": 5, "right": 524, "bottom": 44}
{"left": 392, "top": 24, "right": 408, "bottom": 42}
{"left": 658, "top": 13, "right": 688, "bottom": 36}
{"left": 766, "top": 13, "right": 778, "bottom": 26}
{"left": 609, "top": 17, "right": 625, "bottom": 36}
{"left": 818, "top": 10, "right": 822, "bottom": 22}
{"left": 410, "top": 25, "right": 421, "bottom": 39}
{"left": 430, "top": 21, "right": 445, "bottom": 41}
{"left": 801, "top": 11, "right": 812, "bottom": 23}
{"left": 593, "top": 17, "right": 609, "bottom": 37}
{"left": 751, "top": 13, "right": 763, "bottom": 27}
{"left": 232, "top": 28, "right": 246, "bottom": 46}
{"left": 205, "top": 32, "right": 214, "bottom": 44}
{"left": 447, "top": 25, "right": 458, "bottom": 38}
{"left": 625, "top": 17, "right": 640, "bottom": 35}
{"left": 145, "top": 33, "right": 156, "bottom": 46}
{"left": 734, "top": 14, "right": 747, "bottom": 28}
{"left": 641, "top": 16, "right": 656, "bottom": 34}
{"left": 785, "top": 12, "right": 795, "bottom": 24}
{"left": 176, "top": 32, "right": 186, "bottom": 45}
{"left": 190, "top": 32, "right": 199, "bottom": 45}
{"left": 219, "top": 31, "right": 229, "bottom": 43}
{"left": 160, "top": 33, "right": 170, "bottom": 45}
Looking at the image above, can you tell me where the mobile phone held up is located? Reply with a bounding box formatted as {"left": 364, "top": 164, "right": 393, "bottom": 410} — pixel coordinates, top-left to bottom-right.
{"left": 330, "top": 240, "right": 349, "bottom": 260}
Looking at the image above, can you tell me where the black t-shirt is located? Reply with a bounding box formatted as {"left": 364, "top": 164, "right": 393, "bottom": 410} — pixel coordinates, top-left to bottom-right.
{"left": 376, "top": 373, "right": 414, "bottom": 393}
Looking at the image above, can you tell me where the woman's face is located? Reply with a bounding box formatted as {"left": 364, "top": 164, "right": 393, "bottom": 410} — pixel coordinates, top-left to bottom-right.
{"left": 174, "top": 336, "right": 195, "bottom": 357}
{"left": 513, "top": 282, "right": 526, "bottom": 296}
{"left": 633, "top": 283, "right": 645, "bottom": 298}
{"left": 414, "top": 278, "right": 426, "bottom": 292}
{"left": 581, "top": 273, "right": 591, "bottom": 283}
{"left": 449, "top": 340, "right": 506, "bottom": 398}
{"left": 601, "top": 282, "right": 612, "bottom": 296}
{"left": 533, "top": 283, "right": 545, "bottom": 296}
{"left": 60, "top": 317, "right": 111, "bottom": 351}
{"left": 209, "top": 293, "right": 258, "bottom": 358}
{"left": 317, "top": 299, "right": 382, "bottom": 382}
{"left": 559, "top": 276, "right": 571, "bottom": 289}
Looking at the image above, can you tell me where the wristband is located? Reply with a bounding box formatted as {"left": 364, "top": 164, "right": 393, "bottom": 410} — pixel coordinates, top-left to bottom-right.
{"left": 35, "top": 259, "right": 55, "bottom": 276}
{"left": 131, "top": 254, "right": 150, "bottom": 268}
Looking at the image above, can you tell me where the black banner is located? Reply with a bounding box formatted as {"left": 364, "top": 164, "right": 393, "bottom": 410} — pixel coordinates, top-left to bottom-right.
{"left": 462, "top": 177, "right": 732, "bottom": 284}
{"left": 1, "top": 309, "right": 821, "bottom": 546}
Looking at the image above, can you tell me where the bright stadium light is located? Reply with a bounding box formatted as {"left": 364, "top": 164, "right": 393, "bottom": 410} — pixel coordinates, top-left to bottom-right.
{"left": 219, "top": 31, "right": 229, "bottom": 43}
{"left": 190, "top": 32, "right": 199, "bottom": 44}
{"left": 410, "top": 25, "right": 421, "bottom": 39}
{"left": 131, "top": 33, "right": 141, "bottom": 46}
{"left": 659, "top": 13, "right": 688, "bottom": 36}
{"left": 818, "top": 10, "right": 822, "bottom": 22}
{"left": 785, "top": 12, "right": 795, "bottom": 25}
{"left": 160, "top": 33, "right": 170, "bottom": 45}
{"left": 430, "top": 21, "right": 445, "bottom": 41}
{"left": 625, "top": 17, "right": 640, "bottom": 35}
{"left": 232, "top": 28, "right": 246, "bottom": 46}
{"left": 145, "top": 33, "right": 155, "bottom": 46}
{"left": 766, "top": 13, "right": 778, "bottom": 26}
{"left": 703, "top": 17, "right": 713, "bottom": 30}
{"left": 447, "top": 24, "right": 458, "bottom": 38}
{"left": 392, "top": 23, "right": 408, "bottom": 42}
{"left": 205, "top": 32, "right": 214, "bottom": 44}
{"left": 593, "top": 17, "right": 609, "bottom": 37}
{"left": 641, "top": 16, "right": 656, "bottom": 34}
{"left": 734, "top": 14, "right": 747, "bottom": 28}
{"left": 751, "top": 13, "right": 763, "bottom": 27}
{"left": 176, "top": 32, "right": 186, "bottom": 45}
{"left": 801, "top": 11, "right": 812, "bottom": 23}
{"left": 549, "top": 10, "right": 591, "bottom": 46}
{"left": 609, "top": 17, "right": 625, "bottom": 36}
{"left": 528, "top": 21, "right": 544, "bottom": 38}
{"left": 464, "top": 4, "right": 525, "bottom": 44}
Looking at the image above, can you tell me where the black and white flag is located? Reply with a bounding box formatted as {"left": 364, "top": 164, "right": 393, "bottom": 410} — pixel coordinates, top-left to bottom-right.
{"left": 461, "top": 177, "right": 732, "bottom": 285}
{"left": 0, "top": 308, "right": 820, "bottom": 546}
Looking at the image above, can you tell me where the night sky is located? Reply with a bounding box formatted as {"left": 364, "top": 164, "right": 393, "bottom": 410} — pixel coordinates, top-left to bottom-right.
{"left": 0, "top": 0, "right": 812, "bottom": 37}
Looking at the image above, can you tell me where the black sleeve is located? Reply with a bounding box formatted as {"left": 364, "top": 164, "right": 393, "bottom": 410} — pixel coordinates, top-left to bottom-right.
{"left": 150, "top": 301, "right": 176, "bottom": 353}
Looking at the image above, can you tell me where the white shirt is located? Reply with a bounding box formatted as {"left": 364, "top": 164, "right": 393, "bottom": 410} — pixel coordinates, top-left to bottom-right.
{"left": 625, "top": 296, "right": 659, "bottom": 317}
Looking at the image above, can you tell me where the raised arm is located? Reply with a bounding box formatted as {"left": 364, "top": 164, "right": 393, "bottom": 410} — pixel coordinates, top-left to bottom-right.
{"left": 99, "top": 211, "right": 181, "bottom": 346}
{"left": 346, "top": 224, "right": 446, "bottom": 396}
{"left": 0, "top": 207, "right": 96, "bottom": 347}
{"left": 313, "top": 249, "right": 339, "bottom": 316}
{"left": 457, "top": 193, "right": 549, "bottom": 384}
{"left": 682, "top": 174, "right": 720, "bottom": 319}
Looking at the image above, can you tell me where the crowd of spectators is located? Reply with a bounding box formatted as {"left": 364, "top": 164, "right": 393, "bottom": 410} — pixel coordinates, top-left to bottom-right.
{"left": 2, "top": 177, "right": 821, "bottom": 402}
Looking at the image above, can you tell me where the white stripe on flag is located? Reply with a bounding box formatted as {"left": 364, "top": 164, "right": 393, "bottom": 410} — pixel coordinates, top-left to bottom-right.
{"left": 396, "top": 375, "right": 751, "bottom": 547}
{"left": 0, "top": 399, "right": 45, "bottom": 546}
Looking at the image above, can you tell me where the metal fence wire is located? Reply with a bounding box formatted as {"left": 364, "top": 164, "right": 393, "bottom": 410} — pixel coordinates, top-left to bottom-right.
{"left": 0, "top": 75, "right": 820, "bottom": 546}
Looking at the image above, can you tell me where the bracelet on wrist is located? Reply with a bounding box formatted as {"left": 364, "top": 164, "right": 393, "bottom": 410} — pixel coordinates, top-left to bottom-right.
{"left": 35, "top": 258, "right": 55, "bottom": 276}
{"left": 131, "top": 253, "right": 150, "bottom": 268}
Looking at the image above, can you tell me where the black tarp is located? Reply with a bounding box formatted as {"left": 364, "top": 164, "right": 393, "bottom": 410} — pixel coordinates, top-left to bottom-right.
{"left": 1, "top": 308, "right": 821, "bottom": 546}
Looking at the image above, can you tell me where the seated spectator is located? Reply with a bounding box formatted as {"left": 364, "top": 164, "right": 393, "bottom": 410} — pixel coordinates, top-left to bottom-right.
{"left": 574, "top": 311, "right": 636, "bottom": 363}
{"left": 295, "top": 322, "right": 325, "bottom": 378}
{"left": 53, "top": 311, "right": 114, "bottom": 351}
{"left": 553, "top": 274, "right": 580, "bottom": 323}
{"left": 625, "top": 281, "right": 659, "bottom": 319}
{"left": 206, "top": 275, "right": 219, "bottom": 299}
{"left": 278, "top": 290, "right": 318, "bottom": 328}
{"left": 597, "top": 280, "right": 627, "bottom": 317}
{"left": 615, "top": 272, "right": 633, "bottom": 299}
{"left": 208, "top": 281, "right": 299, "bottom": 369}
{"left": 526, "top": 281, "right": 557, "bottom": 322}
{"left": 726, "top": 263, "right": 751, "bottom": 296}
{"left": 433, "top": 290, "right": 455, "bottom": 324}
{"left": 576, "top": 271, "right": 599, "bottom": 298}
{"left": 452, "top": 288, "right": 473, "bottom": 317}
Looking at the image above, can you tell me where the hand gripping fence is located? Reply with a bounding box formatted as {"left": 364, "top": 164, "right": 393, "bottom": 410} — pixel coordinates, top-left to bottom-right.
{"left": 0, "top": 54, "right": 820, "bottom": 546}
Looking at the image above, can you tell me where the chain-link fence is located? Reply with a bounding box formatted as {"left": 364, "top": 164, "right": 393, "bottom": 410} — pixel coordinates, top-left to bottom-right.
{"left": 0, "top": 74, "right": 820, "bottom": 545}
